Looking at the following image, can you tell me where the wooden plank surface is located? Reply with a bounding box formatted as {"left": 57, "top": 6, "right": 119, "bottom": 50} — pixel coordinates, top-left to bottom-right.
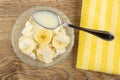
{"left": 0, "top": 0, "right": 120, "bottom": 80}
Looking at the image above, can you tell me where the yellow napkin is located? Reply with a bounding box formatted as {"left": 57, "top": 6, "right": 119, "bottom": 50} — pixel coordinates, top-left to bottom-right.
{"left": 76, "top": 0, "right": 120, "bottom": 74}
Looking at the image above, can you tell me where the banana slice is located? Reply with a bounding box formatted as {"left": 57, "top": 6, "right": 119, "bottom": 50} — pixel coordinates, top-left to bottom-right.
{"left": 36, "top": 45, "right": 55, "bottom": 63}
{"left": 22, "top": 21, "right": 33, "bottom": 36}
{"left": 18, "top": 36, "right": 36, "bottom": 54}
{"left": 34, "top": 29, "right": 53, "bottom": 45}
{"left": 52, "top": 33, "right": 70, "bottom": 50}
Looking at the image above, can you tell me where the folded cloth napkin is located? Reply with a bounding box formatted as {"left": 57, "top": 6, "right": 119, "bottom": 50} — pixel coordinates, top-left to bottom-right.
{"left": 76, "top": 0, "right": 120, "bottom": 74}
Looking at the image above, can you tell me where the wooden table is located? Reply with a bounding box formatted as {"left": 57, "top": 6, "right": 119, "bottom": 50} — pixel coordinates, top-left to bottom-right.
{"left": 0, "top": 0, "right": 120, "bottom": 80}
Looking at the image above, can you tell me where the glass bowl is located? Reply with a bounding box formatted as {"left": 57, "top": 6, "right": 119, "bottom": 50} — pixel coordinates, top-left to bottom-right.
{"left": 11, "top": 6, "right": 74, "bottom": 68}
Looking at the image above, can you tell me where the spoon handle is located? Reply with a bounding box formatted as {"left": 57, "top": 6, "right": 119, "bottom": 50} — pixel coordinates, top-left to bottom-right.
{"left": 66, "top": 23, "right": 114, "bottom": 41}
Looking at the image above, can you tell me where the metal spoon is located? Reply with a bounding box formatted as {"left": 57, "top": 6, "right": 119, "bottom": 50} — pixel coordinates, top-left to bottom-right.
{"left": 32, "top": 10, "right": 114, "bottom": 41}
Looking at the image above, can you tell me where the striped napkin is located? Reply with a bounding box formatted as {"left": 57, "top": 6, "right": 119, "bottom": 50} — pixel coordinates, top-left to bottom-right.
{"left": 76, "top": 0, "right": 120, "bottom": 74}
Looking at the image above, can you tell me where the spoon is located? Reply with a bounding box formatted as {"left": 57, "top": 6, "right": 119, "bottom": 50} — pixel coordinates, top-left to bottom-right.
{"left": 32, "top": 10, "right": 114, "bottom": 41}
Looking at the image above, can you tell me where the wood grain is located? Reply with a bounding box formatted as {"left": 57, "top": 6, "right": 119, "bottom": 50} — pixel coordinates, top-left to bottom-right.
{"left": 0, "top": 0, "right": 120, "bottom": 80}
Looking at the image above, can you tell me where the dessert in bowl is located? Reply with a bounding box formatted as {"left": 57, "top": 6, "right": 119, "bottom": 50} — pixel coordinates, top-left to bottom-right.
{"left": 12, "top": 6, "right": 74, "bottom": 68}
